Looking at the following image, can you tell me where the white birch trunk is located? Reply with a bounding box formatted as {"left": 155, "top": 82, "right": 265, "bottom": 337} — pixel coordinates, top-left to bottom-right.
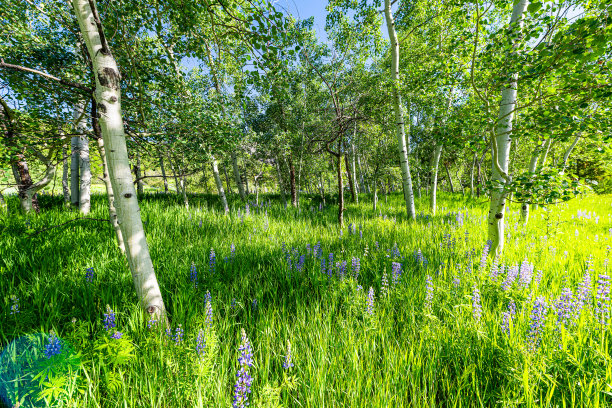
{"left": 62, "top": 144, "right": 70, "bottom": 204}
{"left": 430, "top": 145, "right": 443, "bottom": 215}
{"left": 79, "top": 133, "right": 91, "bottom": 214}
{"left": 488, "top": 0, "right": 529, "bottom": 256}
{"left": 561, "top": 134, "right": 581, "bottom": 170}
{"left": 231, "top": 153, "right": 246, "bottom": 200}
{"left": 384, "top": 0, "right": 416, "bottom": 220}
{"left": 211, "top": 156, "right": 229, "bottom": 214}
{"left": 470, "top": 153, "right": 476, "bottom": 198}
{"left": 73, "top": 0, "right": 167, "bottom": 320}
{"left": 135, "top": 149, "right": 144, "bottom": 196}
{"left": 97, "top": 136, "right": 125, "bottom": 253}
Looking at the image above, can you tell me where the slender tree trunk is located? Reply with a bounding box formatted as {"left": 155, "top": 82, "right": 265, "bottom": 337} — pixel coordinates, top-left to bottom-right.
{"left": 456, "top": 167, "right": 465, "bottom": 195}
{"left": 444, "top": 162, "right": 456, "bottom": 194}
{"left": 168, "top": 154, "right": 179, "bottom": 194}
{"left": 222, "top": 162, "right": 232, "bottom": 195}
{"left": 384, "top": 0, "right": 415, "bottom": 220}
{"left": 70, "top": 108, "right": 82, "bottom": 208}
{"left": 350, "top": 125, "right": 359, "bottom": 202}
{"left": 470, "top": 153, "right": 476, "bottom": 198}
{"left": 73, "top": 0, "right": 167, "bottom": 321}
{"left": 135, "top": 149, "right": 144, "bottom": 196}
{"left": 345, "top": 153, "right": 357, "bottom": 203}
{"left": 62, "top": 144, "right": 70, "bottom": 204}
{"left": 243, "top": 172, "right": 250, "bottom": 196}
{"left": 211, "top": 156, "right": 229, "bottom": 214}
{"left": 488, "top": 0, "right": 529, "bottom": 256}
{"left": 539, "top": 138, "right": 552, "bottom": 168}
{"left": 357, "top": 154, "right": 369, "bottom": 194}
{"left": 429, "top": 145, "right": 443, "bottom": 215}
{"left": 159, "top": 154, "right": 168, "bottom": 193}
{"left": 276, "top": 159, "right": 287, "bottom": 207}
{"left": 231, "top": 153, "right": 245, "bottom": 200}
{"left": 94, "top": 109, "right": 125, "bottom": 253}
{"left": 0, "top": 190, "right": 6, "bottom": 214}
{"left": 561, "top": 134, "right": 581, "bottom": 170}
{"left": 319, "top": 172, "right": 326, "bottom": 205}
{"left": 79, "top": 133, "right": 91, "bottom": 215}
{"left": 336, "top": 149, "right": 344, "bottom": 226}
{"left": 289, "top": 156, "right": 297, "bottom": 207}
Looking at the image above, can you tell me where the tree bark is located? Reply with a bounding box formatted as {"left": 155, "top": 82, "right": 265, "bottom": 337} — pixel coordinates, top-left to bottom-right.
{"left": 430, "top": 145, "right": 442, "bottom": 215}
{"left": 167, "top": 154, "right": 179, "bottom": 194}
{"left": 384, "top": 0, "right": 416, "bottom": 220}
{"left": 62, "top": 144, "right": 70, "bottom": 204}
{"left": 289, "top": 156, "right": 297, "bottom": 207}
{"left": 73, "top": 0, "right": 167, "bottom": 321}
{"left": 488, "top": 0, "right": 529, "bottom": 256}
{"left": 350, "top": 124, "right": 359, "bottom": 202}
{"left": 561, "top": 134, "right": 581, "bottom": 170}
{"left": 135, "top": 149, "right": 144, "bottom": 196}
{"left": 231, "top": 153, "right": 246, "bottom": 200}
{"left": 336, "top": 145, "right": 344, "bottom": 226}
{"left": 79, "top": 125, "right": 91, "bottom": 215}
{"left": 211, "top": 156, "right": 229, "bottom": 214}
{"left": 70, "top": 107, "right": 82, "bottom": 208}
{"left": 470, "top": 153, "right": 476, "bottom": 198}
{"left": 357, "top": 153, "right": 369, "bottom": 193}
{"left": 345, "top": 152, "right": 357, "bottom": 203}
{"left": 445, "top": 162, "right": 455, "bottom": 194}
{"left": 159, "top": 153, "right": 168, "bottom": 193}
{"left": 222, "top": 162, "right": 232, "bottom": 194}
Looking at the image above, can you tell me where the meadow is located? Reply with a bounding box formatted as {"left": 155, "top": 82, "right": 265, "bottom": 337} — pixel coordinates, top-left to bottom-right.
{"left": 0, "top": 192, "right": 610, "bottom": 407}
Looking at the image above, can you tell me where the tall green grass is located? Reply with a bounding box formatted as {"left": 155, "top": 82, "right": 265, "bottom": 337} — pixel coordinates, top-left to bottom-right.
{"left": 0, "top": 191, "right": 610, "bottom": 407}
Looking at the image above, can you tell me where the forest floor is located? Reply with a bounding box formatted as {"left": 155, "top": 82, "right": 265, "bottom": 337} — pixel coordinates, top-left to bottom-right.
{"left": 0, "top": 192, "right": 610, "bottom": 407}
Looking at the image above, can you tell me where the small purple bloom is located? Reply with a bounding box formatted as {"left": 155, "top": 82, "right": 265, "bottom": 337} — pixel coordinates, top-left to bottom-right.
{"left": 527, "top": 296, "right": 548, "bottom": 352}
{"left": 103, "top": 306, "right": 116, "bottom": 332}
{"left": 366, "top": 287, "right": 375, "bottom": 315}
{"left": 44, "top": 331, "right": 62, "bottom": 359}
{"left": 85, "top": 267, "right": 94, "bottom": 283}
{"left": 233, "top": 329, "right": 254, "bottom": 408}
{"left": 283, "top": 340, "right": 294, "bottom": 370}
{"left": 111, "top": 331, "right": 123, "bottom": 339}
{"left": 472, "top": 285, "right": 482, "bottom": 322}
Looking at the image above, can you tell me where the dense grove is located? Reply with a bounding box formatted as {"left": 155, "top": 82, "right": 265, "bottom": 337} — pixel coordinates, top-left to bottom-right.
{"left": 1, "top": 192, "right": 610, "bottom": 407}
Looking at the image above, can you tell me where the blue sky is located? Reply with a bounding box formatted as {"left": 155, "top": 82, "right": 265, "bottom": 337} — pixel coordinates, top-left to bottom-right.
{"left": 276, "top": 0, "right": 330, "bottom": 41}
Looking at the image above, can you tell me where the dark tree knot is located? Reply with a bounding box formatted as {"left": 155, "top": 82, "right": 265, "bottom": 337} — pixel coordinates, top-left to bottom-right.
{"left": 495, "top": 213, "right": 503, "bottom": 219}
{"left": 124, "top": 193, "right": 132, "bottom": 198}
{"left": 98, "top": 67, "right": 121, "bottom": 90}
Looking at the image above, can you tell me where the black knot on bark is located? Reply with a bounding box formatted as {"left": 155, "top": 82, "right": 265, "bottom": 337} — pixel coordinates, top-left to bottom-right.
{"left": 522, "top": 205, "right": 527, "bottom": 210}
{"left": 124, "top": 193, "right": 132, "bottom": 198}
{"left": 495, "top": 212, "right": 503, "bottom": 219}
{"left": 109, "top": 96, "right": 118, "bottom": 103}
{"left": 147, "top": 306, "right": 156, "bottom": 315}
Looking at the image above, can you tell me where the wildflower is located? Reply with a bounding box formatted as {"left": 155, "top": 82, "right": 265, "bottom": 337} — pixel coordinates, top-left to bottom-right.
{"left": 595, "top": 274, "right": 610, "bottom": 325}
{"left": 381, "top": 271, "right": 389, "bottom": 297}
{"left": 196, "top": 329, "right": 206, "bottom": 358}
{"left": 233, "top": 329, "right": 254, "bottom": 408}
{"left": 231, "top": 243, "right": 236, "bottom": 262}
{"left": 9, "top": 295, "right": 19, "bottom": 315}
{"left": 575, "top": 272, "right": 592, "bottom": 319}
{"left": 296, "top": 255, "right": 306, "bottom": 273}
{"left": 147, "top": 317, "right": 157, "bottom": 329}
{"left": 231, "top": 298, "right": 237, "bottom": 310}
{"left": 366, "top": 287, "right": 375, "bottom": 315}
{"left": 527, "top": 296, "right": 548, "bottom": 352}
{"left": 518, "top": 259, "right": 534, "bottom": 288}
{"left": 479, "top": 242, "right": 491, "bottom": 270}
{"left": 502, "top": 264, "right": 518, "bottom": 291}
{"left": 352, "top": 257, "right": 360, "bottom": 280}
{"left": 111, "top": 331, "right": 123, "bottom": 339}
{"left": 320, "top": 258, "right": 326, "bottom": 275}
{"left": 391, "top": 243, "right": 401, "bottom": 258}
{"left": 391, "top": 262, "right": 402, "bottom": 287}
{"left": 252, "top": 298, "right": 258, "bottom": 312}
{"left": 555, "top": 288, "right": 574, "bottom": 328}
{"left": 209, "top": 248, "right": 216, "bottom": 274}
{"left": 205, "top": 290, "right": 212, "bottom": 305}
{"left": 190, "top": 263, "right": 198, "bottom": 288}
{"left": 173, "top": 324, "right": 184, "bottom": 345}
{"left": 44, "top": 331, "right": 62, "bottom": 359}
{"left": 359, "top": 224, "right": 363, "bottom": 239}
{"left": 205, "top": 299, "right": 213, "bottom": 328}
{"left": 327, "top": 253, "right": 334, "bottom": 278}
{"left": 313, "top": 241, "right": 322, "bottom": 259}
{"left": 472, "top": 285, "right": 482, "bottom": 322}
{"left": 337, "top": 261, "right": 347, "bottom": 280}
{"left": 425, "top": 275, "right": 434, "bottom": 312}
{"left": 283, "top": 340, "right": 294, "bottom": 370}
{"left": 85, "top": 267, "right": 94, "bottom": 283}
{"left": 103, "top": 306, "right": 116, "bottom": 332}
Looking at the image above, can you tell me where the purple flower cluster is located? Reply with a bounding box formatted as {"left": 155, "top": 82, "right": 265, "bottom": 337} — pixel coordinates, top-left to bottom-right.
{"left": 352, "top": 257, "right": 360, "bottom": 280}
{"left": 425, "top": 275, "right": 434, "bottom": 312}
{"left": 173, "top": 324, "right": 184, "bottom": 345}
{"left": 490, "top": 258, "right": 500, "bottom": 281}
{"left": 283, "top": 340, "right": 294, "bottom": 370}
{"left": 366, "top": 287, "right": 375, "bottom": 315}
{"left": 111, "top": 331, "right": 123, "bottom": 339}
{"left": 502, "top": 264, "right": 518, "bottom": 291}
{"left": 205, "top": 298, "right": 214, "bottom": 328}
{"left": 233, "top": 329, "right": 254, "bottom": 408}
{"left": 196, "top": 329, "right": 206, "bottom": 358}
{"left": 85, "top": 267, "right": 94, "bottom": 283}
{"left": 479, "top": 242, "right": 491, "bottom": 270}
{"left": 337, "top": 261, "right": 347, "bottom": 280}
{"left": 381, "top": 272, "right": 389, "bottom": 297}
{"left": 518, "top": 259, "right": 534, "bottom": 288}
{"left": 391, "top": 262, "right": 402, "bottom": 287}
{"left": 9, "top": 295, "right": 19, "bottom": 315}
{"left": 190, "top": 263, "right": 198, "bottom": 288}
{"left": 44, "top": 331, "right": 62, "bottom": 359}
{"left": 554, "top": 288, "right": 574, "bottom": 327}
{"left": 595, "top": 274, "right": 610, "bottom": 325}
{"left": 296, "top": 255, "right": 306, "bottom": 273}
{"left": 104, "top": 306, "right": 116, "bottom": 331}
{"left": 209, "top": 248, "right": 217, "bottom": 274}
{"left": 527, "top": 297, "right": 548, "bottom": 352}
{"left": 231, "top": 243, "right": 236, "bottom": 263}
{"left": 328, "top": 253, "right": 334, "bottom": 278}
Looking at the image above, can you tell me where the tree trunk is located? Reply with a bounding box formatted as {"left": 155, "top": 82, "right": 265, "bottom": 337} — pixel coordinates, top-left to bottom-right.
{"left": 561, "top": 134, "right": 581, "bottom": 171}
{"left": 159, "top": 154, "right": 168, "bottom": 193}
{"left": 336, "top": 148, "right": 344, "bottom": 226}
{"left": 168, "top": 154, "right": 179, "bottom": 194}
{"left": 289, "top": 156, "right": 297, "bottom": 207}
{"left": 488, "top": 0, "right": 529, "bottom": 256}
{"left": 70, "top": 109, "right": 82, "bottom": 208}
{"left": 430, "top": 145, "right": 442, "bottom": 215}
{"left": 73, "top": 0, "right": 167, "bottom": 321}
{"left": 276, "top": 159, "right": 287, "bottom": 207}
{"left": 319, "top": 172, "right": 325, "bottom": 205}
{"left": 231, "top": 153, "right": 246, "bottom": 200}
{"left": 470, "top": 153, "right": 476, "bottom": 198}
{"left": 444, "top": 162, "right": 455, "bottom": 194}
{"left": 0, "top": 190, "right": 6, "bottom": 214}
{"left": 345, "top": 153, "right": 357, "bottom": 203}
{"left": 243, "top": 172, "right": 250, "bottom": 196}
{"left": 384, "top": 0, "right": 416, "bottom": 220}
{"left": 357, "top": 154, "right": 369, "bottom": 193}
{"left": 62, "top": 144, "right": 70, "bottom": 204}
{"left": 135, "top": 149, "right": 144, "bottom": 196}
{"left": 79, "top": 128, "right": 91, "bottom": 215}
{"left": 222, "top": 162, "right": 232, "bottom": 195}
{"left": 94, "top": 103, "right": 125, "bottom": 254}
{"left": 350, "top": 125, "right": 359, "bottom": 202}
{"left": 211, "top": 156, "right": 229, "bottom": 214}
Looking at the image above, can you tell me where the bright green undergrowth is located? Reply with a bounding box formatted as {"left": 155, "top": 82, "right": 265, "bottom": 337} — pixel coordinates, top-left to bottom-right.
{"left": 0, "top": 192, "right": 610, "bottom": 407}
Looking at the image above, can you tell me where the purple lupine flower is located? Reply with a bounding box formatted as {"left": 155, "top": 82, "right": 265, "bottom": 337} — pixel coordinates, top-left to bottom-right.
{"left": 575, "top": 272, "right": 592, "bottom": 319}
{"left": 391, "top": 243, "right": 401, "bottom": 258}
{"left": 381, "top": 272, "right": 389, "bottom": 297}
{"left": 337, "top": 261, "right": 347, "bottom": 280}
{"left": 313, "top": 241, "right": 322, "bottom": 259}
{"left": 352, "top": 257, "right": 360, "bottom": 280}
{"left": 479, "top": 242, "right": 491, "bottom": 270}
{"left": 366, "top": 287, "right": 375, "bottom": 315}
{"left": 147, "top": 317, "right": 157, "bottom": 329}
{"left": 209, "top": 248, "right": 216, "bottom": 274}
{"left": 190, "top": 263, "right": 198, "bottom": 288}
{"left": 252, "top": 298, "right": 258, "bottom": 312}
{"left": 44, "top": 331, "right": 62, "bottom": 359}
{"left": 425, "top": 275, "right": 434, "bottom": 312}
{"left": 453, "top": 274, "right": 460, "bottom": 289}
{"left": 348, "top": 223, "right": 353, "bottom": 235}
{"left": 502, "top": 264, "right": 518, "bottom": 291}
{"left": 501, "top": 300, "right": 516, "bottom": 335}
{"left": 196, "top": 329, "right": 206, "bottom": 358}
{"left": 282, "top": 340, "right": 294, "bottom": 370}
{"left": 231, "top": 243, "right": 236, "bottom": 263}
{"left": 231, "top": 298, "right": 237, "bottom": 310}
{"left": 245, "top": 203, "right": 250, "bottom": 215}
{"left": 103, "top": 306, "right": 116, "bottom": 331}
{"left": 527, "top": 296, "right": 548, "bottom": 352}
{"left": 339, "top": 228, "right": 343, "bottom": 238}
{"left": 359, "top": 224, "right": 363, "bottom": 239}
{"left": 595, "top": 274, "right": 610, "bottom": 326}
{"left": 233, "top": 329, "right": 254, "bottom": 408}
{"left": 320, "top": 258, "right": 326, "bottom": 275}
{"left": 391, "top": 262, "right": 402, "bottom": 287}
{"left": 534, "top": 269, "right": 543, "bottom": 285}
{"left": 205, "top": 290, "right": 212, "bottom": 305}
{"left": 327, "top": 253, "right": 334, "bottom": 278}
{"left": 518, "top": 259, "right": 534, "bottom": 288}
{"left": 205, "top": 299, "right": 214, "bottom": 328}
{"left": 296, "top": 255, "right": 306, "bottom": 273}
{"left": 490, "top": 258, "right": 500, "bottom": 281}
{"left": 85, "top": 267, "right": 94, "bottom": 283}
{"left": 306, "top": 244, "right": 311, "bottom": 256}
{"left": 173, "top": 324, "right": 184, "bottom": 345}
{"left": 111, "top": 331, "right": 123, "bottom": 339}
{"left": 9, "top": 295, "right": 19, "bottom": 315}
{"left": 554, "top": 288, "right": 574, "bottom": 327}
{"left": 472, "top": 285, "right": 482, "bottom": 322}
